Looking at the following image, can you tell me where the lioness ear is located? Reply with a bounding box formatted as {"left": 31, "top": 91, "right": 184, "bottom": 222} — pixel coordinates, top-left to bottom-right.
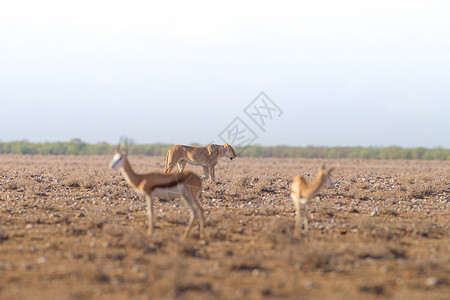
{"left": 225, "top": 143, "right": 229, "bottom": 148}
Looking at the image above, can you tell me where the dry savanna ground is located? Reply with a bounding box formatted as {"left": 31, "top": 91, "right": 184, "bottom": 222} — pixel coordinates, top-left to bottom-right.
{"left": 0, "top": 155, "right": 449, "bottom": 300}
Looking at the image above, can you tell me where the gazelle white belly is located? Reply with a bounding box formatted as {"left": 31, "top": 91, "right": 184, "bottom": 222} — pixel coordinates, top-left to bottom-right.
{"left": 151, "top": 184, "right": 186, "bottom": 199}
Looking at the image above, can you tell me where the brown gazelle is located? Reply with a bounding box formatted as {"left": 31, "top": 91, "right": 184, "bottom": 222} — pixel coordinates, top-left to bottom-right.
{"left": 291, "top": 165, "right": 334, "bottom": 239}
{"left": 109, "top": 141, "right": 205, "bottom": 239}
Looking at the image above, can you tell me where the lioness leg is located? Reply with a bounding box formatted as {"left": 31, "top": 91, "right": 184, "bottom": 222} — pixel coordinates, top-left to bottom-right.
{"left": 164, "top": 160, "right": 177, "bottom": 173}
{"left": 202, "top": 166, "right": 210, "bottom": 179}
{"left": 209, "top": 165, "right": 216, "bottom": 180}
{"left": 177, "top": 160, "right": 187, "bottom": 172}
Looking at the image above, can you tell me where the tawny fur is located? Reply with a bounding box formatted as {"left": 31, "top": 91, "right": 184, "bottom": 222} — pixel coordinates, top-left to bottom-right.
{"left": 291, "top": 165, "right": 334, "bottom": 239}
{"left": 164, "top": 144, "right": 236, "bottom": 180}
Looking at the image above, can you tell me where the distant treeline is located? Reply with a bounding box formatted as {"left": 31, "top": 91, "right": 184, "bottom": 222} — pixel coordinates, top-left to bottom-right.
{"left": 0, "top": 139, "right": 449, "bottom": 160}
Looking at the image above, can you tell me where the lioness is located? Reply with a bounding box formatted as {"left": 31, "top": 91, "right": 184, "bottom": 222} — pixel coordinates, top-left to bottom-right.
{"left": 164, "top": 144, "right": 237, "bottom": 180}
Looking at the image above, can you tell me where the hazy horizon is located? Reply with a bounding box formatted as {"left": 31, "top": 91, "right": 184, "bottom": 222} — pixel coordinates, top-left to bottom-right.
{"left": 1, "top": 1, "right": 449, "bottom": 148}
{"left": 1, "top": 138, "right": 449, "bottom": 150}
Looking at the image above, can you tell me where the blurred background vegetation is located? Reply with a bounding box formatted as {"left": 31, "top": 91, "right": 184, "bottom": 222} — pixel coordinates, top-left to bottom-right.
{"left": 0, "top": 139, "right": 449, "bottom": 160}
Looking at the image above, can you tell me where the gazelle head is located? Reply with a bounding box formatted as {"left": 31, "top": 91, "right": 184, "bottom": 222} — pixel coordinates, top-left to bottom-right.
{"left": 109, "top": 141, "right": 128, "bottom": 169}
{"left": 318, "top": 165, "right": 335, "bottom": 187}
{"left": 224, "top": 143, "right": 237, "bottom": 161}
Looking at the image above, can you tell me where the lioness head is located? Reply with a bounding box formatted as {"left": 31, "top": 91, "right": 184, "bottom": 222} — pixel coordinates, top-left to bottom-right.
{"left": 224, "top": 143, "right": 237, "bottom": 160}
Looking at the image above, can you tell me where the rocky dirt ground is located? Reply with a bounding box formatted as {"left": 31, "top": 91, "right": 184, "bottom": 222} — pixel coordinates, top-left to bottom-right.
{"left": 0, "top": 155, "right": 449, "bottom": 299}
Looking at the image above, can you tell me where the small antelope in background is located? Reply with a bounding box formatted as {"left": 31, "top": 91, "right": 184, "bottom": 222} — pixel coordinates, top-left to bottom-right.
{"left": 291, "top": 165, "right": 335, "bottom": 239}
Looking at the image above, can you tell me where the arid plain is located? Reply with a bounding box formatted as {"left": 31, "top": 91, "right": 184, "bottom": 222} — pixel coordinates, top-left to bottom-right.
{"left": 0, "top": 155, "right": 448, "bottom": 299}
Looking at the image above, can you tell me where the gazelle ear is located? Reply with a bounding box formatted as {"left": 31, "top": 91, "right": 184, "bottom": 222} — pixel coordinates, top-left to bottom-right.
{"left": 111, "top": 144, "right": 118, "bottom": 153}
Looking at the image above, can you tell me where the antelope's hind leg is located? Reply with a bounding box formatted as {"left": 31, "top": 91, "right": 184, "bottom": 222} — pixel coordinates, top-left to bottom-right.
{"left": 303, "top": 202, "right": 310, "bottom": 240}
{"left": 180, "top": 190, "right": 197, "bottom": 239}
{"left": 193, "top": 197, "right": 205, "bottom": 239}
{"left": 180, "top": 188, "right": 205, "bottom": 239}
{"left": 146, "top": 195, "right": 155, "bottom": 237}
{"left": 292, "top": 196, "right": 302, "bottom": 239}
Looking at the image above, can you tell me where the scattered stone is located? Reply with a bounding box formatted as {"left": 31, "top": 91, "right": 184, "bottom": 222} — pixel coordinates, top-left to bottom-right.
{"left": 425, "top": 277, "right": 439, "bottom": 287}
{"left": 37, "top": 257, "right": 48, "bottom": 264}
{"left": 304, "top": 280, "right": 315, "bottom": 289}
{"left": 131, "top": 265, "right": 141, "bottom": 273}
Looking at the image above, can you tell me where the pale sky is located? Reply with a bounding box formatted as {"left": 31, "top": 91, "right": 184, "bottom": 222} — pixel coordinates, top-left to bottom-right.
{"left": 1, "top": 0, "right": 449, "bottom": 148}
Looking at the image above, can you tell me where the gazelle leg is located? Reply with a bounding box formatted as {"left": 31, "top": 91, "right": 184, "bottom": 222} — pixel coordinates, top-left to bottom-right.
{"left": 193, "top": 197, "right": 206, "bottom": 239}
{"left": 181, "top": 187, "right": 205, "bottom": 239}
{"left": 303, "top": 202, "right": 310, "bottom": 241}
{"left": 146, "top": 195, "right": 154, "bottom": 237}
{"left": 182, "top": 208, "right": 196, "bottom": 239}
{"left": 292, "top": 197, "right": 301, "bottom": 239}
{"left": 182, "top": 197, "right": 197, "bottom": 239}
{"left": 179, "top": 187, "right": 195, "bottom": 239}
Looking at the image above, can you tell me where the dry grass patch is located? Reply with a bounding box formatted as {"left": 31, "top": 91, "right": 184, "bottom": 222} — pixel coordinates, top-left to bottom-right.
{"left": 263, "top": 218, "right": 294, "bottom": 246}
{"left": 281, "top": 241, "right": 344, "bottom": 272}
